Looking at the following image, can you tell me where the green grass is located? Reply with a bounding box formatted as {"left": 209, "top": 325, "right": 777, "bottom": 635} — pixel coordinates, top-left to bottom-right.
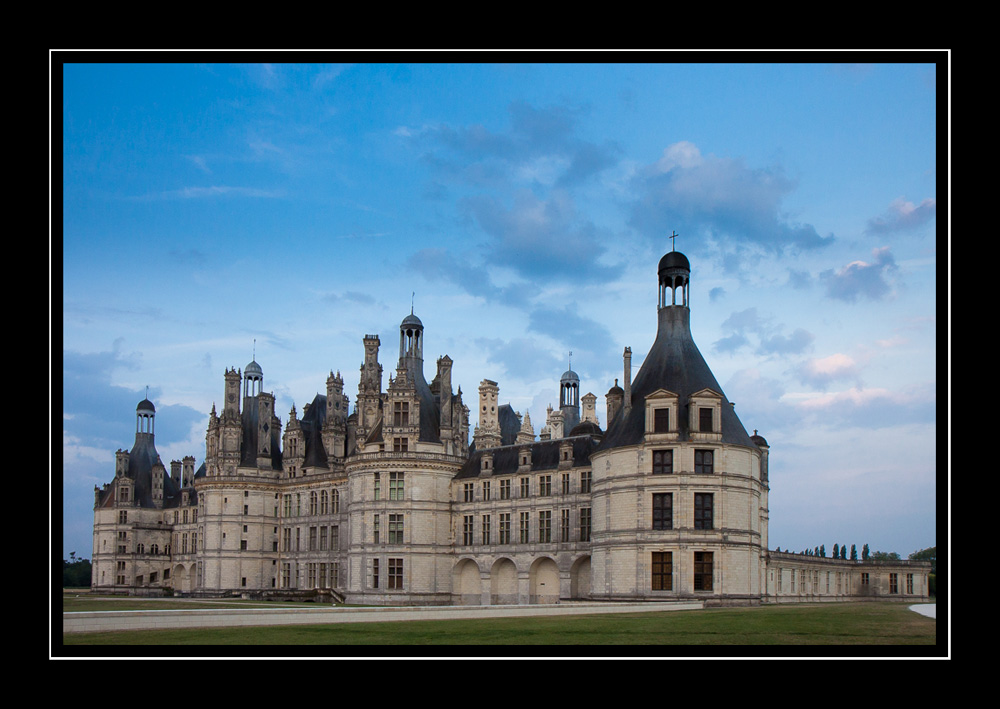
{"left": 60, "top": 601, "right": 936, "bottom": 648}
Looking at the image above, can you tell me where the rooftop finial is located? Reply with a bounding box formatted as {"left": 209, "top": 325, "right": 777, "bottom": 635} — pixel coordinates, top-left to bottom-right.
{"left": 569, "top": 350, "right": 573, "bottom": 370}
{"left": 252, "top": 338, "right": 256, "bottom": 362}
{"left": 669, "top": 230, "right": 678, "bottom": 252}
{"left": 411, "top": 291, "right": 415, "bottom": 315}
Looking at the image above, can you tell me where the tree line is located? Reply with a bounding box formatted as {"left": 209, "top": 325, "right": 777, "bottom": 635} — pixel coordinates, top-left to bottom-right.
{"left": 63, "top": 552, "right": 91, "bottom": 588}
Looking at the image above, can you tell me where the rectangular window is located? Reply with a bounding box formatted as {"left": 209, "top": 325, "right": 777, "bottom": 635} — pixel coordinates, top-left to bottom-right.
{"left": 499, "top": 513, "right": 511, "bottom": 544}
{"left": 539, "top": 475, "right": 552, "bottom": 496}
{"left": 561, "top": 509, "right": 570, "bottom": 542}
{"left": 373, "top": 514, "right": 380, "bottom": 544}
{"left": 372, "top": 559, "right": 379, "bottom": 589}
{"left": 890, "top": 573, "right": 899, "bottom": 594}
{"left": 538, "top": 510, "right": 552, "bottom": 543}
{"left": 580, "top": 508, "right": 591, "bottom": 542}
{"left": 580, "top": 470, "right": 592, "bottom": 494}
{"left": 463, "top": 515, "right": 474, "bottom": 545}
{"left": 240, "top": 539, "right": 248, "bottom": 551}
{"left": 464, "top": 482, "right": 475, "bottom": 502}
{"left": 374, "top": 473, "right": 380, "bottom": 500}
{"left": 699, "top": 407, "right": 713, "bottom": 432}
{"left": 561, "top": 472, "right": 570, "bottom": 494}
{"left": 393, "top": 401, "right": 409, "bottom": 427}
{"left": 652, "top": 552, "right": 673, "bottom": 590}
{"left": 652, "top": 449, "right": 673, "bottom": 475}
{"left": 389, "top": 472, "right": 404, "bottom": 501}
{"left": 694, "top": 493, "right": 714, "bottom": 530}
{"left": 652, "top": 493, "right": 673, "bottom": 530}
{"left": 482, "top": 515, "right": 491, "bottom": 545}
{"left": 319, "top": 526, "right": 327, "bottom": 551}
{"left": 309, "top": 526, "right": 317, "bottom": 551}
{"left": 388, "top": 558, "right": 403, "bottom": 590}
{"left": 500, "top": 479, "right": 511, "bottom": 500}
{"left": 654, "top": 407, "right": 669, "bottom": 432}
{"left": 393, "top": 437, "right": 408, "bottom": 452}
{"left": 519, "top": 512, "right": 530, "bottom": 543}
{"left": 283, "top": 495, "right": 292, "bottom": 517}
{"left": 388, "top": 514, "right": 403, "bottom": 544}
{"left": 520, "top": 477, "right": 530, "bottom": 498}
{"left": 694, "top": 449, "right": 714, "bottom": 474}
{"left": 482, "top": 480, "right": 491, "bottom": 501}
{"left": 907, "top": 573, "right": 914, "bottom": 594}
{"left": 694, "top": 551, "right": 713, "bottom": 591}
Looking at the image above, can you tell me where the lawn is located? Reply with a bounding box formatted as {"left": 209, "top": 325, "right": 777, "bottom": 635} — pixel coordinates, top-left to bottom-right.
{"left": 59, "top": 601, "right": 937, "bottom": 650}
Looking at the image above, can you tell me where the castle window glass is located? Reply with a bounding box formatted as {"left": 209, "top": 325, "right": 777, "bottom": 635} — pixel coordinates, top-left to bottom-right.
{"left": 539, "top": 475, "right": 552, "bottom": 496}
{"left": 519, "top": 512, "right": 530, "bottom": 543}
{"left": 561, "top": 509, "right": 570, "bottom": 542}
{"left": 654, "top": 407, "right": 669, "bottom": 432}
{"left": 652, "top": 552, "right": 672, "bottom": 590}
{"left": 539, "top": 510, "right": 552, "bottom": 543}
{"left": 694, "top": 450, "right": 714, "bottom": 475}
{"left": 500, "top": 479, "right": 511, "bottom": 500}
{"left": 393, "top": 437, "right": 408, "bottom": 452}
{"left": 389, "top": 472, "right": 405, "bottom": 501}
{"left": 482, "top": 515, "right": 491, "bottom": 544}
{"left": 499, "top": 513, "right": 511, "bottom": 544}
{"left": 482, "top": 480, "right": 491, "bottom": 500}
{"left": 653, "top": 450, "right": 673, "bottom": 475}
{"left": 699, "top": 407, "right": 713, "bottom": 432}
{"left": 580, "top": 508, "right": 591, "bottom": 542}
{"left": 464, "top": 482, "right": 475, "bottom": 502}
{"left": 520, "top": 477, "right": 530, "bottom": 498}
{"left": 463, "top": 515, "right": 474, "bottom": 545}
{"left": 652, "top": 493, "right": 673, "bottom": 530}
{"left": 581, "top": 470, "right": 592, "bottom": 493}
{"left": 693, "top": 552, "right": 713, "bottom": 591}
{"left": 388, "top": 558, "right": 403, "bottom": 590}
{"left": 694, "top": 493, "right": 714, "bottom": 530}
{"left": 389, "top": 514, "right": 404, "bottom": 544}
{"left": 393, "top": 401, "right": 409, "bottom": 426}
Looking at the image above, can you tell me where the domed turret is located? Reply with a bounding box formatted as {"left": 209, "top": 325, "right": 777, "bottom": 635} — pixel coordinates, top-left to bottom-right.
{"left": 658, "top": 247, "right": 690, "bottom": 308}
{"left": 244, "top": 357, "right": 263, "bottom": 397}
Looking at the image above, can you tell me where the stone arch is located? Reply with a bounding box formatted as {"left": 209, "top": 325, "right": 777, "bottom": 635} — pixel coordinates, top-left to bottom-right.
{"left": 453, "top": 558, "right": 483, "bottom": 606}
{"left": 172, "top": 563, "right": 194, "bottom": 593}
{"left": 570, "top": 555, "right": 591, "bottom": 600}
{"left": 529, "top": 557, "right": 560, "bottom": 604}
{"left": 490, "top": 557, "right": 518, "bottom": 605}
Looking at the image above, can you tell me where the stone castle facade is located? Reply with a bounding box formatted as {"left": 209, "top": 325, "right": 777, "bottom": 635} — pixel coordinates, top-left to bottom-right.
{"left": 91, "top": 249, "right": 931, "bottom": 605}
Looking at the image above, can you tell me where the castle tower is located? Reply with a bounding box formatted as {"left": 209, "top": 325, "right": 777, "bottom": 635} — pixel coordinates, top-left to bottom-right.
{"left": 559, "top": 359, "right": 581, "bottom": 434}
{"left": 356, "top": 335, "right": 383, "bottom": 442}
{"left": 473, "top": 379, "right": 501, "bottom": 450}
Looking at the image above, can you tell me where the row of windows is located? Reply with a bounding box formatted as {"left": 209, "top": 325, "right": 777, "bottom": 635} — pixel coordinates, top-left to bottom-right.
{"left": 651, "top": 406, "right": 716, "bottom": 434}
{"left": 282, "top": 489, "right": 342, "bottom": 517}
{"left": 462, "top": 509, "right": 592, "bottom": 545}
{"left": 652, "top": 449, "right": 715, "bottom": 475}
{"left": 462, "top": 472, "right": 592, "bottom": 502}
{"left": 651, "top": 551, "right": 713, "bottom": 591}
{"left": 652, "top": 492, "right": 714, "bottom": 530}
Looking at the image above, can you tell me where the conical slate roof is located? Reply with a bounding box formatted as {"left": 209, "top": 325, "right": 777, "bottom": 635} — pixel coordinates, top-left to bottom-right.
{"left": 597, "top": 267, "right": 755, "bottom": 451}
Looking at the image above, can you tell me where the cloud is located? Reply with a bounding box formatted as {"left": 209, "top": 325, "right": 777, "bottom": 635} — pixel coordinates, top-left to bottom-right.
{"left": 132, "top": 185, "right": 285, "bottom": 201}
{"left": 526, "top": 303, "right": 618, "bottom": 369}
{"left": 789, "top": 384, "right": 935, "bottom": 429}
{"left": 713, "top": 307, "right": 813, "bottom": 357}
{"left": 461, "top": 190, "right": 622, "bottom": 284}
{"left": 822, "top": 247, "right": 897, "bottom": 302}
{"left": 795, "top": 353, "right": 862, "bottom": 389}
{"left": 402, "top": 101, "right": 620, "bottom": 190}
{"left": 866, "top": 197, "right": 936, "bottom": 235}
{"left": 474, "top": 337, "right": 565, "bottom": 381}
{"left": 628, "top": 141, "right": 833, "bottom": 256}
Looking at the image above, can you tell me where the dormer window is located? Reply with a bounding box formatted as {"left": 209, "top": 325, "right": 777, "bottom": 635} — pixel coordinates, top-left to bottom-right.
{"left": 688, "top": 388, "right": 723, "bottom": 442}
{"left": 644, "top": 389, "right": 679, "bottom": 440}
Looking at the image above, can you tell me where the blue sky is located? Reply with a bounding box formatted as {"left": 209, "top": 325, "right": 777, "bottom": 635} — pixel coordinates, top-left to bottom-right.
{"left": 59, "top": 57, "right": 942, "bottom": 562}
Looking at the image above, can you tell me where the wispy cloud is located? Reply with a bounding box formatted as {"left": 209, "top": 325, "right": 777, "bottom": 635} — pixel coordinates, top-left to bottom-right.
{"left": 628, "top": 140, "right": 833, "bottom": 257}
{"left": 865, "top": 197, "right": 936, "bottom": 235}
{"left": 822, "top": 247, "right": 897, "bottom": 302}
{"left": 713, "top": 307, "right": 814, "bottom": 357}
{"left": 131, "top": 185, "right": 285, "bottom": 201}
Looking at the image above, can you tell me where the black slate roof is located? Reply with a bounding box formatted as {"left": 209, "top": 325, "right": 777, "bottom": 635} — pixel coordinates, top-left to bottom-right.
{"left": 596, "top": 304, "right": 755, "bottom": 452}
{"left": 457, "top": 434, "right": 600, "bottom": 479}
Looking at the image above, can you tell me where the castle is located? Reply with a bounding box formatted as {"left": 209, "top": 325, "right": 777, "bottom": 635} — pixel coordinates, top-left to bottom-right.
{"left": 92, "top": 249, "right": 931, "bottom": 606}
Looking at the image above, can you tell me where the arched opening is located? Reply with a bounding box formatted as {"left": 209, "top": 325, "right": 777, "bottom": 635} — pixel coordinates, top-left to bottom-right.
{"left": 529, "top": 557, "right": 560, "bottom": 604}
{"left": 490, "top": 558, "right": 518, "bottom": 605}
{"left": 453, "top": 559, "right": 483, "bottom": 605}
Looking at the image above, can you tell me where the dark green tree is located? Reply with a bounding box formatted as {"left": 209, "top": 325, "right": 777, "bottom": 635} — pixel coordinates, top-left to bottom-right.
{"left": 862, "top": 543, "right": 870, "bottom": 560}
{"left": 850, "top": 544, "right": 858, "bottom": 560}
{"left": 832, "top": 543, "right": 840, "bottom": 559}
{"left": 63, "top": 552, "right": 92, "bottom": 588}
{"left": 819, "top": 544, "right": 826, "bottom": 558}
